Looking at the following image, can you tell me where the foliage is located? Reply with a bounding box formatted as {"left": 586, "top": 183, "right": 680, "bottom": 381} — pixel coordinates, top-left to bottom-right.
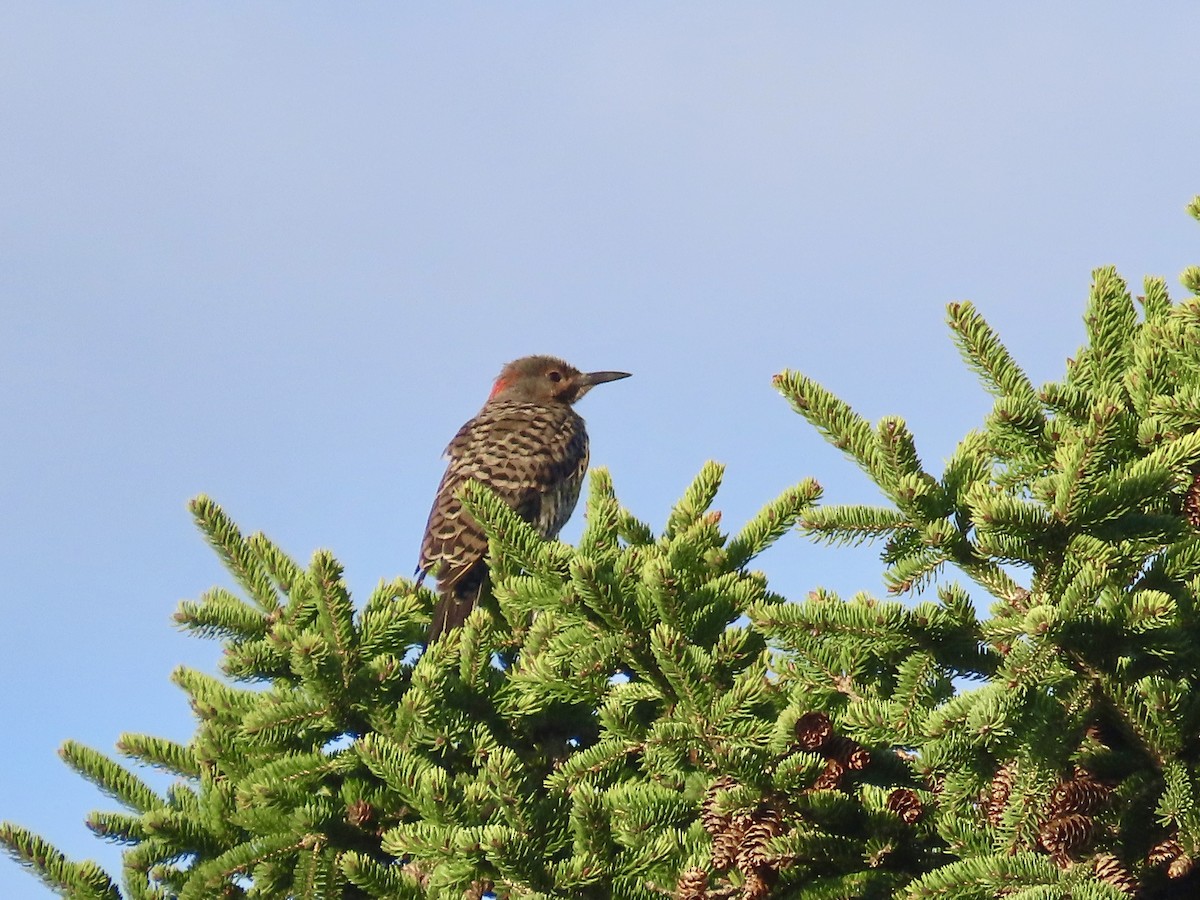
{"left": 5, "top": 201, "right": 1200, "bottom": 898}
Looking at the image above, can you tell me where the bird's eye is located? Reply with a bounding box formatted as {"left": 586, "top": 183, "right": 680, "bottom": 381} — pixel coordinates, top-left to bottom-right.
{"left": 547, "top": 371, "right": 563, "bottom": 382}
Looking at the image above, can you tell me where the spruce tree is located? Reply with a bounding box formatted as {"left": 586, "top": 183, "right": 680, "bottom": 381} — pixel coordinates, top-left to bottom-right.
{"left": 4, "top": 199, "right": 1200, "bottom": 899}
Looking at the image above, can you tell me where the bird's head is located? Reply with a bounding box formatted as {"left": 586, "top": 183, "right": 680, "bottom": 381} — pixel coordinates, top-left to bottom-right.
{"left": 487, "top": 355, "right": 631, "bottom": 405}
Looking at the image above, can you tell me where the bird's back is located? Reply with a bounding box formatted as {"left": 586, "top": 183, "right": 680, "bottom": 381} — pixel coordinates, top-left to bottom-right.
{"left": 418, "top": 399, "right": 590, "bottom": 622}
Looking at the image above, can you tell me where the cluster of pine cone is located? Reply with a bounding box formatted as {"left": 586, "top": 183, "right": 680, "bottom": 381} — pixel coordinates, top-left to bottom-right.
{"left": 982, "top": 762, "right": 1200, "bottom": 896}
{"left": 676, "top": 711, "right": 922, "bottom": 899}
{"left": 1185, "top": 470, "right": 1200, "bottom": 529}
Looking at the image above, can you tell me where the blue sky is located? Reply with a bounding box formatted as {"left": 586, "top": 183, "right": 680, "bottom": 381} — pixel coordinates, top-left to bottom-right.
{"left": 3, "top": 4, "right": 1199, "bottom": 894}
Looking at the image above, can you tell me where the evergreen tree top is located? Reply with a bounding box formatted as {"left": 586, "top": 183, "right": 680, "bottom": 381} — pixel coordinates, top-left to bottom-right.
{"left": 5, "top": 199, "right": 1200, "bottom": 899}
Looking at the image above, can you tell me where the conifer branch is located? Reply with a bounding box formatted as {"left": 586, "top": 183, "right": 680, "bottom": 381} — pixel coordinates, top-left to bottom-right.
{"left": 664, "top": 461, "right": 725, "bottom": 539}
{"left": 178, "top": 833, "right": 311, "bottom": 900}
{"left": 59, "top": 742, "right": 166, "bottom": 815}
{"left": 946, "top": 300, "right": 1040, "bottom": 405}
{"left": 0, "top": 822, "right": 122, "bottom": 900}
{"left": 725, "top": 479, "right": 820, "bottom": 568}
{"left": 773, "top": 370, "right": 885, "bottom": 480}
{"left": 115, "top": 734, "right": 201, "bottom": 779}
{"left": 174, "top": 587, "right": 267, "bottom": 641}
{"left": 578, "top": 467, "right": 621, "bottom": 557}
{"left": 460, "top": 479, "right": 567, "bottom": 585}
{"left": 309, "top": 550, "right": 358, "bottom": 693}
{"left": 570, "top": 555, "right": 641, "bottom": 634}
{"left": 247, "top": 531, "right": 302, "bottom": 593}
{"left": 800, "top": 504, "right": 908, "bottom": 546}
{"left": 188, "top": 495, "right": 280, "bottom": 613}
{"left": 85, "top": 811, "right": 148, "bottom": 845}
{"left": 1077, "top": 266, "right": 1138, "bottom": 398}
{"left": 885, "top": 548, "right": 951, "bottom": 595}
{"left": 1187, "top": 194, "right": 1200, "bottom": 224}
{"left": 341, "top": 850, "right": 424, "bottom": 898}
{"left": 358, "top": 580, "right": 423, "bottom": 658}
{"left": 1181, "top": 265, "right": 1200, "bottom": 296}
{"left": 241, "top": 694, "right": 337, "bottom": 746}
{"left": 1039, "top": 381, "right": 1093, "bottom": 422}
{"left": 1149, "top": 385, "right": 1200, "bottom": 433}
{"left": 877, "top": 415, "right": 935, "bottom": 491}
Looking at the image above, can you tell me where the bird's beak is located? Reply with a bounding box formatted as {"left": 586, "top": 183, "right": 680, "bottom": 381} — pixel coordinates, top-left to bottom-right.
{"left": 580, "top": 370, "right": 632, "bottom": 387}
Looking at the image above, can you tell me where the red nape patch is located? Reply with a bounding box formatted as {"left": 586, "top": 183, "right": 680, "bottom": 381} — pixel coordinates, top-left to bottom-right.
{"left": 488, "top": 376, "right": 509, "bottom": 400}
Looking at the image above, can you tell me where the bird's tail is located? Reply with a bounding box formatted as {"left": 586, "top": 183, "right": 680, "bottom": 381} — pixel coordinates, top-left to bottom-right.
{"left": 427, "top": 572, "right": 487, "bottom": 642}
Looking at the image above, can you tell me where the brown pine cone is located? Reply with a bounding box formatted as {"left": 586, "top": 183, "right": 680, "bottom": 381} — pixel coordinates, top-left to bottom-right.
{"left": 675, "top": 867, "right": 709, "bottom": 900}
{"left": 1093, "top": 853, "right": 1137, "bottom": 895}
{"left": 824, "top": 735, "right": 870, "bottom": 770}
{"left": 741, "top": 868, "right": 773, "bottom": 900}
{"left": 1168, "top": 855, "right": 1196, "bottom": 880}
{"left": 702, "top": 776, "right": 738, "bottom": 836}
{"left": 1046, "top": 771, "right": 1111, "bottom": 819}
{"left": 794, "top": 711, "right": 833, "bottom": 750}
{"left": 1146, "top": 838, "right": 1197, "bottom": 880}
{"left": 1185, "top": 470, "right": 1200, "bottom": 528}
{"left": 886, "top": 788, "right": 923, "bottom": 824}
{"left": 737, "top": 808, "right": 783, "bottom": 871}
{"left": 1149, "top": 838, "right": 1184, "bottom": 867}
{"left": 1039, "top": 813, "right": 1094, "bottom": 861}
{"left": 984, "top": 764, "right": 1015, "bottom": 826}
{"left": 712, "top": 813, "right": 750, "bottom": 870}
{"left": 813, "top": 758, "right": 845, "bottom": 791}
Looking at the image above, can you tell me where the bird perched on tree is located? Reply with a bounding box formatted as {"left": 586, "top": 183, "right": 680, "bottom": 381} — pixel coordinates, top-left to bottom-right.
{"left": 417, "top": 355, "right": 631, "bottom": 640}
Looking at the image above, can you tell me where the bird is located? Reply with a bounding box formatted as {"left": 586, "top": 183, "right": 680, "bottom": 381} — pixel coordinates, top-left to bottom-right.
{"left": 417, "top": 355, "right": 631, "bottom": 641}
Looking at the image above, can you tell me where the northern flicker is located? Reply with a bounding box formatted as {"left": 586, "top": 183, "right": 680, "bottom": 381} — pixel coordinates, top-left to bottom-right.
{"left": 417, "top": 355, "right": 631, "bottom": 641}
